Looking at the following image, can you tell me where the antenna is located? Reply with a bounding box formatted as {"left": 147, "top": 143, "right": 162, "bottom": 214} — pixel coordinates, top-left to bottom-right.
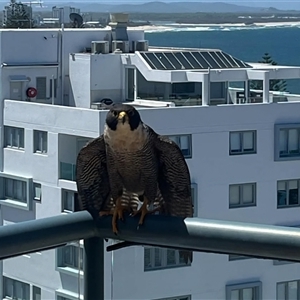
{"left": 69, "top": 12, "right": 83, "bottom": 28}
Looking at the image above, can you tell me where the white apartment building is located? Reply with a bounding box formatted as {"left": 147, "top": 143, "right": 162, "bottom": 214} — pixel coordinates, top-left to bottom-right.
{"left": 1, "top": 13, "right": 300, "bottom": 300}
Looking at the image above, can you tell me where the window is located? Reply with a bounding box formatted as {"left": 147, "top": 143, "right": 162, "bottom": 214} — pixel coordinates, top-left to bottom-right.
{"left": 50, "top": 78, "right": 57, "bottom": 98}
{"left": 144, "top": 247, "right": 191, "bottom": 271}
{"left": 275, "top": 124, "right": 300, "bottom": 161}
{"left": 57, "top": 243, "right": 83, "bottom": 273}
{"left": 60, "top": 162, "right": 76, "bottom": 181}
{"left": 32, "top": 286, "right": 41, "bottom": 300}
{"left": 0, "top": 174, "right": 32, "bottom": 210}
{"left": 155, "top": 296, "right": 191, "bottom": 300}
{"left": 168, "top": 134, "right": 192, "bottom": 158}
{"left": 4, "top": 126, "right": 24, "bottom": 149}
{"left": 33, "top": 183, "right": 41, "bottom": 201}
{"left": 230, "top": 131, "right": 256, "bottom": 155}
{"left": 226, "top": 282, "right": 262, "bottom": 300}
{"left": 172, "top": 82, "right": 195, "bottom": 94}
{"left": 2, "top": 177, "right": 26, "bottom": 203}
{"left": 277, "top": 180, "right": 300, "bottom": 208}
{"left": 33, "top": 130, "right": 48, "bottom": 154}
{"left": 3, "top": 276, "right": 30, "bottom": 300}
{"left": 277, "top": 280, "right": 300, "bottom": 299}
{"left": 229, "top": 183, "right": 256, "bottom": 208}
{"left": 36, "top": 77, "right": 47, "bottom": 99}
{"left": 62, "top": 190, "right": 79, "bottom": 213}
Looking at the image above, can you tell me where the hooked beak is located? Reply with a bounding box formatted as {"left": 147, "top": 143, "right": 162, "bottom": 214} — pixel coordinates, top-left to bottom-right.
{"left": 118, "top": 111, "right": 127, "bottom": 120}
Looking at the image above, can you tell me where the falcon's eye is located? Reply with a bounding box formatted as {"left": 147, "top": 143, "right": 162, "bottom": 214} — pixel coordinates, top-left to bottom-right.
{"left": 112, "top": 111, "right": 118, "bottom": 117}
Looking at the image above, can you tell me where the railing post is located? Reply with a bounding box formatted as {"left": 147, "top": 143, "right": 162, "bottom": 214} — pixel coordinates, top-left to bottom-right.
{"left": 84, "top": 237, "right": 104, "bottom": 300}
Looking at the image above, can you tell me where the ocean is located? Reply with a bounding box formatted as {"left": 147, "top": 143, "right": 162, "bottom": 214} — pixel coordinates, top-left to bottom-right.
{"left": 145, "top": 25, "right": 300, "bottom": 93}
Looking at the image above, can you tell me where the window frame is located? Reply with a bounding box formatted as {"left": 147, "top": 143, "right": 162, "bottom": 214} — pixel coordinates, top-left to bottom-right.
{"left": 229, "top": 183, "right": 257, "bottom": 209}
{"left": 56, "top": 242, "right": 84, "bottom": 277}
{"left": 144, "top": 247, "right": 191, "bottom": 271}
{"left": 4, "top": 126, "right": 25, "bottom": 150}
{"left": 229, "top": 130, "right": 257, "bottom": 155}
{"left": 226, "top": 281, "right": 262, "bottom": 300}
{"left": 56, "top": 290, "right": 83, "bottom": 300}
{"left": 168, "top": 134, "right": 192, "bottom": 159}
{"left": 33, "top": 182, "right": 42, "bottom": 201}
{"left": 277, "top": 179, "right": 300, "bottom": 208}
{"left": 61, "top": 189, "right": 79, "bottom": 213}
{"left": 275, "top": 124, "right": 300, "bottom": 161}
{"left": 3, "top": 276, "right": 30, "bottom": 300}
{"left": 0, "top": 173, "right": 33, "bottom": 210}
{"left": 277, "top": 279, "right": 300, "bottom": 300}
{"left": 33, "top": 130, "right": 48, "bottom": 154}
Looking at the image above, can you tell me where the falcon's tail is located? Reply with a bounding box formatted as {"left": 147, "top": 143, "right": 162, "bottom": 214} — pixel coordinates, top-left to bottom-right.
{"left": 180, "top": 250, "right": 193, "bottom": 265}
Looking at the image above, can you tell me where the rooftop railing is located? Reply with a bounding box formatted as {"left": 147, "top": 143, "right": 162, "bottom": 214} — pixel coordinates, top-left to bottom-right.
{"left": 2, "top": 211, "right": 300, "bottom": 299}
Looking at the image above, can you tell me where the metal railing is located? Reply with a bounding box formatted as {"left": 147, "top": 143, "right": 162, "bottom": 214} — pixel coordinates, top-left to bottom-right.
{"left": 2, "top": 211, "right": 300, "bottom": 299}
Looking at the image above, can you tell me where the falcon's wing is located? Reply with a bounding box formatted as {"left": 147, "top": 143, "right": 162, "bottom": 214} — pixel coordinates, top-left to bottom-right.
{"left": 76, "top": 135, "right": 111, "bottom": 217}
{"left": 153, "top": 132, "right": 193, "bottom": 264}
{"left": 153, "top": 133, "right": 193, "bottom": 218}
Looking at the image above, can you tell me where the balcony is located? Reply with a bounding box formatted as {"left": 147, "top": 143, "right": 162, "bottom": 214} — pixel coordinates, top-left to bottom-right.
{"left": 60, "top": 162, "right": 76, "bottom": 181}
{"left": 2, "top": 211, "right": 300, "bottom": 299}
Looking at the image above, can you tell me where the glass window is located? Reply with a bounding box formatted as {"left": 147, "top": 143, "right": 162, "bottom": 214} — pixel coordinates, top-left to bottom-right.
{"left": 144, "top": 247, "right": 191, "bottom": 271}
{"left": 229, "top": 183, "right": 256, "bottom": 208}
{"left": 230, "top": 131, "right": 256, "bottom": 155}
{"left": 4, "top": 126, "right": 25, "bottom": 149}
{"left": 34, "top": 130, "right": 48, "bottom": 154}
{"left": 277, "top": 180, "right": 300, "bottom": 208}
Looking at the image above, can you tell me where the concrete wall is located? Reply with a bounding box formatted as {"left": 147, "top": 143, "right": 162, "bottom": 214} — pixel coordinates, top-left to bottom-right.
{"left": 90, "top": 53, "right": 123, "bottom": 103}
{"left": 69, "top": 54, "right": 90, "bottom": 108}
{"left": 0, "top": 30, "right": 59, "bottom": 64}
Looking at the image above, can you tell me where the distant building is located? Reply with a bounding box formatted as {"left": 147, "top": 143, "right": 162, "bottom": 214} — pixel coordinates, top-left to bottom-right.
{"left": 3, "top": 2, "right": 32, "bottom": 27}
{"left": 52, "top": 6, "right": 80, "bottom": 26}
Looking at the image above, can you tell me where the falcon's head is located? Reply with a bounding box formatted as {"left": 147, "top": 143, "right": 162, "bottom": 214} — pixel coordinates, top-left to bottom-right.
{"left": 106, "top": 104, "right": 141, "bottom": 131}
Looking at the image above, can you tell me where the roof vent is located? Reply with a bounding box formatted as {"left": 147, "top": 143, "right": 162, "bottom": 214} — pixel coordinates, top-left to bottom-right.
{"left": 91, "top": 41, "right": 109, "bottom": 54}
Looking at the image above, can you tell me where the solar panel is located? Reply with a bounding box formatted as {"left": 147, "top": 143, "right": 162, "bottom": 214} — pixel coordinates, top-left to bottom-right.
{"left": 139, "top": 50, "right": 251, "bottom": 70}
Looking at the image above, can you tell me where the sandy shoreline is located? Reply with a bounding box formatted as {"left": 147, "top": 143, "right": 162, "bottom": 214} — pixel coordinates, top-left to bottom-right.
{"left": 128, "top": 21, "right": 300, "bottom": 32}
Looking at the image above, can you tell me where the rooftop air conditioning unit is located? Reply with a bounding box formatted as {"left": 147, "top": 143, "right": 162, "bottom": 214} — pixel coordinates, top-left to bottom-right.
{"left": 133, "top": 40, "right": 149, "bottom": 52}
{"left": 91, "top": 41, "right": 109, "bottom": 54}
{"left": 112, "top": 40, "right": 129, "bottom": 53}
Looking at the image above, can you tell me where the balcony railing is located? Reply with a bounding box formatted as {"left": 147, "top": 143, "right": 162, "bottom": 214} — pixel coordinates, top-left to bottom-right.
{"left": 60, "top": 162, "right": 76, "bottom": 181}
{"left": 2, "top": 211, "right": 300, "bottom": 299}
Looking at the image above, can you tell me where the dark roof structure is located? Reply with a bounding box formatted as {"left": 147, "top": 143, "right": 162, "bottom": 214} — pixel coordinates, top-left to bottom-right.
{"left": 140, "top": 50, "right": 252, "bottom": 70}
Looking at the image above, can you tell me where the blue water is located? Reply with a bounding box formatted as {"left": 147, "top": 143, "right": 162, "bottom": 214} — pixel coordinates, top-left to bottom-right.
{"left": 145, "top": 26, "right": 300, "bottom": 93}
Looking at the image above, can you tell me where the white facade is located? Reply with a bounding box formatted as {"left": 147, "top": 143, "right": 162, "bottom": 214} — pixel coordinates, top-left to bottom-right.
{"left": 1, "top": 25, "right": 300, "bottom": 300}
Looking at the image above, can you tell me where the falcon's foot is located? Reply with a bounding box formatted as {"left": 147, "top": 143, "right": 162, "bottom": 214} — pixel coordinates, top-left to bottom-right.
{"left": 131, "top": 196, "right": 156, "bottom": 228}
{"left": 112, "top": 197, "right": 125, "bottom": 235}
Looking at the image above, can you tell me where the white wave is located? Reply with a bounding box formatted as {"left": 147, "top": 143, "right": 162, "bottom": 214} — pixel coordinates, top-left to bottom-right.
{"left": 143, "top": 22, "right": 300, "bottom": 33}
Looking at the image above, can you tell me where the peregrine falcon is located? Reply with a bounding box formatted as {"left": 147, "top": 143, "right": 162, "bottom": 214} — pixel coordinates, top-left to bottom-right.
{"left": 76, "top": 104, "right": 193, "bottom": 261}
